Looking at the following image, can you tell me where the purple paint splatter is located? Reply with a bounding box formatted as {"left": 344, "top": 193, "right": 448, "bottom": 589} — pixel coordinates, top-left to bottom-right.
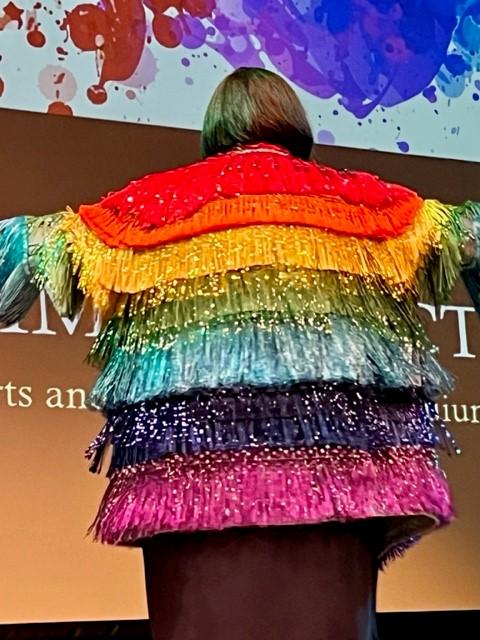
{"left": 317, "top": 129, "right": 335, "bottom": 145}
{"left": 422, "top": 86, "right": 437, "bottom": 104}
{"left": 205, "top": 1, "right": 478, "bottom": 118}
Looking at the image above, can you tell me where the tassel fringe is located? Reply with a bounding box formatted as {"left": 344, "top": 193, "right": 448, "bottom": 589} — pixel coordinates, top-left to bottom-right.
{"left": 93, "top": 268, "right": 430, "bottom": 361}
{"left": 79, "top": 191, "right": 423, "bottom": 249}
{"left": 89, "top": 143, "right": 420, "bottom": 243}
{"left": 87, "top": 317, "right": 453, "bottom": 409}
{"left": 85, "top": 384, "right": 456, "bottom": 475}
{"left": 0, "top": 217, "right": 37, "bottom": 326}
{"left": 0, "top": 217, "right": 28, "bottom": 288}
{"left": 60, "top": 200, "right": 450, "bottom": 305}
{"left": 30, "top": 214, "right": 84, "bottom": 318}
{"left": 0, "top": 260, "right": 39, "bottom": 326}
{"left": 88, "top": 445, "right": 453, "bottom": 560}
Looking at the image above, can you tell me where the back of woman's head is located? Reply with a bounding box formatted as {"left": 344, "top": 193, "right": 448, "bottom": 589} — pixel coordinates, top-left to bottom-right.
{"left": 201, "top": 67, "right": 313, "bottom": 160}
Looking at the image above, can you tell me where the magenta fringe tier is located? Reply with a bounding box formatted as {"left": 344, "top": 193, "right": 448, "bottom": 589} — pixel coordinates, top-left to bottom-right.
{"left": 90, "top": 445, "right": 454, "bottom": 562}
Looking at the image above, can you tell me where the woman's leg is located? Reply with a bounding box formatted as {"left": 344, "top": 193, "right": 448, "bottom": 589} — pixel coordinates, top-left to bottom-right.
{"left": 143, "top": 522, "right": 379, "bottom": 640}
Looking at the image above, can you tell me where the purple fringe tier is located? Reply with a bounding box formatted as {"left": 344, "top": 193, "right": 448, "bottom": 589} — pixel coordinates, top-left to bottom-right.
{"left": 86, "top": 384, "right": 455, "bottom": 474}
{"left": 89, "top": 445, "right": 454, "bottom": 563}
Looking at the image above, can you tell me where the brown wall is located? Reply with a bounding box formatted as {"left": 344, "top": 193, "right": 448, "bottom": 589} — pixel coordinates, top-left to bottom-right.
{"left": 0, "top": 108, "right": 479, "bottom": 622}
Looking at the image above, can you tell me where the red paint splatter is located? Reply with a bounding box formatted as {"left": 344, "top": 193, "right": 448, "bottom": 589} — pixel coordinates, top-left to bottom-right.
{"left": 26, "top": 14, "right": 46, "bottom": 47}
{"left": 27, "top": 26, "right": 46, "bottom": 47}
{"left": 68, "top": 4, "right": 106, "bottom": 51}
{"left": 67, "top": 1, "right": 147, "bottom": 104}
{"left": 0, "top": 78, "right": 4, "bottom": 97}
{"left": 152, "top": 13, "right": 183, "bottom": 47}
{"left": 125, "top": 88, "right": 136, "bottom": 99}
{"left": 146, "top": 0, "right": 182, "bottom": 11}
{"left": 47, "top": 101, "right": 73, "bottom": 115}
{"left": 54, "top": 71, "right": 66, "bottom": 84}
{"left": 182, "top": 0, "right": 215, "bottom": 19}
{"left": 7, "top": 0, "right": 216, "bottom": 106}
{"left": 87, "top": 84, "right": 107, "bottom": 104}
{"left": 2, "top": 1, "right": 23, "bottom": 28}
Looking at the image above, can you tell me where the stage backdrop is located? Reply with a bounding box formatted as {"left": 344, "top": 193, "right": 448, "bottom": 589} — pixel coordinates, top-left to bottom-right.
{"left": 0, "top": 1, "right": 480, "bottom": 159}
{"left": 0, "top": 108, "right": 479, "bottom": 623}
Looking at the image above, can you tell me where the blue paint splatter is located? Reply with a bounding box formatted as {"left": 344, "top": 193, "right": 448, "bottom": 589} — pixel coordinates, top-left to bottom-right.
{"left": 206, "top": 1, "right": 480, "bottom": 118}
{"left": 397, "top": 141, "right": 410, "bottom": 153}
{"left": 445, "top": 53, "right": 469, "bottom": 76}
{"left": 206, "top": 1, "right": 480, "bottom": 119}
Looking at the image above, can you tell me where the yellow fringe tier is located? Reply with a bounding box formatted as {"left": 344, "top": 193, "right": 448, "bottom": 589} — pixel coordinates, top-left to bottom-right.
{"left": 39, "top": 200, "right": 459, "bottom": 310}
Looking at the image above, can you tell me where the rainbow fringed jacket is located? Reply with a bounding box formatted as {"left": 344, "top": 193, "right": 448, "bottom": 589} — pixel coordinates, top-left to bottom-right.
{"left": 1, "top": 143, "right": 479, "bottom": 565}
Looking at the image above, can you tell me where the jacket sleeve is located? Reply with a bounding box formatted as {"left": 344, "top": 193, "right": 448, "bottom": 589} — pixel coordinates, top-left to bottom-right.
{"left": 0, "top": 211, "right": 84, "bottom": 326}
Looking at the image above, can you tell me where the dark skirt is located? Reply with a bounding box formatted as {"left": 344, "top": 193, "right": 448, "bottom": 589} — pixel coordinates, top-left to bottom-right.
{"left": 142, "top": 522, "right": 381, "bottom": 640}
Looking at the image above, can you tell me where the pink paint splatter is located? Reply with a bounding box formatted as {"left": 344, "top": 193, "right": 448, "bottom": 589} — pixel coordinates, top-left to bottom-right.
{"left": 38, "top": 65, "right": 77, "bottom": 114}
{"left": 38, "top": 65, "right": 77, "bottom": 102}
{"left": 122, "top": 44, "right": 158, "bottom": 88}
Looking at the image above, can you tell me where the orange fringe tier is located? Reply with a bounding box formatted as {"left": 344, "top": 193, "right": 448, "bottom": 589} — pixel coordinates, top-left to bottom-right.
{"left": 78, "top": 192, "right": 424, "bottom": 249}
{"left": 57, "top": 200, "right": 451, "bottom": 308}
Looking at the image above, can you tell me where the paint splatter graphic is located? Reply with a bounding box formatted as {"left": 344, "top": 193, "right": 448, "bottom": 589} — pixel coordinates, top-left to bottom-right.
{"left": 0, "top": 1, "right": 479, "bottom": 159}
{"left": 209, "top": 2, "right": 480, "bottom": 115}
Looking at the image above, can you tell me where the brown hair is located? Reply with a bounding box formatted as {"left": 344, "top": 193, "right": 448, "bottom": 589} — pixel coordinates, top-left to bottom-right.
{"left": 201, "top": 67, "right": 313, "bottom": 159}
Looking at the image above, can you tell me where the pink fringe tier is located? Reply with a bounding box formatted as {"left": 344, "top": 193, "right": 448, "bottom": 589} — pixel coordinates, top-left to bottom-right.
{"left": 90, "top": 445, "right": 454, "bottom": 563}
